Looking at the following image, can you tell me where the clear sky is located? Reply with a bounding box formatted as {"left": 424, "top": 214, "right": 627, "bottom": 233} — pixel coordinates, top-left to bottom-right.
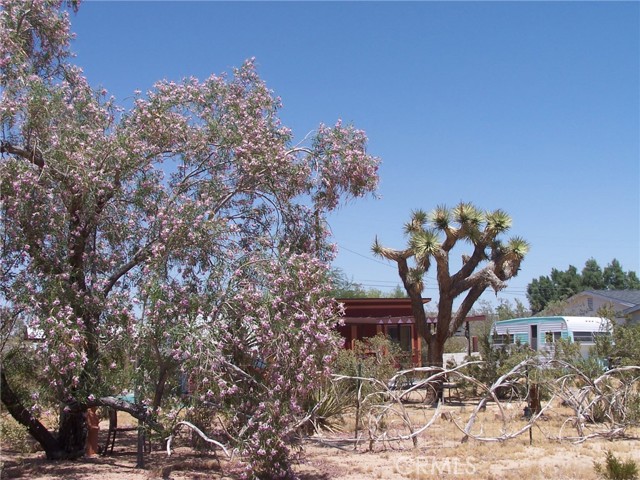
{"left": 71, "top": 1, "right": 639, "bottom": 308}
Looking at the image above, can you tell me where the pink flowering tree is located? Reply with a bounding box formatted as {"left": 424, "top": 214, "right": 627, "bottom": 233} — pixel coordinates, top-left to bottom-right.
{"left": 0, "top": 0, "right": 379, "bottom": 474}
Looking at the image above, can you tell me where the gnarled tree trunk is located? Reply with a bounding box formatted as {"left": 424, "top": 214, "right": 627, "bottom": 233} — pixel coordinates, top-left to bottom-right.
{"left": 1, "top": 369, "right": 87, "bottom": 459}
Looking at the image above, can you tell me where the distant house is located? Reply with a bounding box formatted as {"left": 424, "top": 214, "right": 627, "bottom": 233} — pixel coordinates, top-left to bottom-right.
{"left": 336, "top": 297, "right": 429, "bottom": 366}
{"left": 491, "top": 316, "right": 612, "bottom": 358}
{"left": 336, "top": 297, "right": 484, "bottom": 367}
{"left": 564, "top": 290, "right": 640, "bottom": 324}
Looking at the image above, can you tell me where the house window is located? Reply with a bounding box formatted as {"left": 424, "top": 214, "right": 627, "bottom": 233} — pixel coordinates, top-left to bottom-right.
{"left": 387, "top": 325, "right": 412, "bottom": 352}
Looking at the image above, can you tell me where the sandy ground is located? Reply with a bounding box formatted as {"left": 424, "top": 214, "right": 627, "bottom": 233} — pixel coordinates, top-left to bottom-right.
{"left": 2, "top": 399, "right": 639, "bottom": 479}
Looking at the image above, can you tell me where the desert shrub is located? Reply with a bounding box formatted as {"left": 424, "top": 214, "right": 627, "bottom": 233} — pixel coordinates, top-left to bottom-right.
{"left": 626, "top": 391, "right": 640, "bottom": 425}
{"left": 593, "top": 323, "right": 640, "bottom": 368}
{"left": 461, "top": 331, "right": 531, "bottom": 398}
{"left": 334, "top": 334, "right": 406, "bottom": 400}
{"left": 594, "top": 450, "right": 638, "bottom": 480}
{"left": 335, "top": 334, "right": 405, "bottom": 383}
{"left": 0, "top": 413, "right": 35, "bottom": 454}
{"left": 300, "top": 381, "right": 353, "bottom": 434}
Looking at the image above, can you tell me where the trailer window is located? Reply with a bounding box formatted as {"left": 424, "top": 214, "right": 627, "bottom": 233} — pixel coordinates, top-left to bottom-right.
{"left": 492, "top": 333, "right": 513, "bottom": 345}
{"left": 573, "top": 332, "right": 593, "bottom": 342}
{"left": 545, "top": 332, "right": 562, "bottom": 343}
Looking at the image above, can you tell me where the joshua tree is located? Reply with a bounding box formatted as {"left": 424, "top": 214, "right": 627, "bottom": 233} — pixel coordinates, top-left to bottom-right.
{"left": 373, "top": 202, "right": 529, "bottom": 369}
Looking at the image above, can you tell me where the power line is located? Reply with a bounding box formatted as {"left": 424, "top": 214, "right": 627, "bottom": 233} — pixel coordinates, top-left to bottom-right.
{"left": 337, "top": 244, "right": 438, "bottom": 282}
{"left": 336, "top": 244, "right": 580, "bottom": 299}
{"left": 337, "top": 244, "right": 395, "bottom": 268}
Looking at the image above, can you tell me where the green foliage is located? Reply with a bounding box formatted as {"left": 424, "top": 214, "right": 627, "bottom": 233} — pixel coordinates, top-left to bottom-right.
{"left": 603, "top": 260, "right": 638, "bottom": 290}
{"left": 595, "top": 323, "right": 640, "bottom": 368}
{"left": 303, "top": 334, "right": 410, "bottom": 435}
{"left": 495, "top": 298, "right": 530, "bottom": 320}
{"left": 462, "top": 329, "right": 532, "bottom": 397}
{"left": 551, "top": 337, "right": 582, "bottom": 364}
{"left": 594, "top": 450, "right": 639, "bottom": 480}
{"left": 526, "top": 258, "right": 640, "bottom": 314}
{"left": 388, "top": 285, "right": 408, "bottom": 298}
{"left": 1, "top": 343, "right": 57, "bottom": 421}
{"left": 444, "top": 336, "right": 468, "bottom": 353}
{"left": 0, "top": 413, "right": 35, "bottom": 454}
{"left": 582, "top": 258, "right": 605, "bottom": 290}
{"left": 301, "top": 382, "right": 353, "bottom": 434}
{"left": 334, "top": 333, "right": 406, "bottom": 395}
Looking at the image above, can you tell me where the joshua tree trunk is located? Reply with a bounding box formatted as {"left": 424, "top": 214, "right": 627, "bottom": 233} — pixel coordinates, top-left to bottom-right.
{"left": 424, "top": 331, "right": 445, "bottom": 404}
{"left": 425, "top": 334, "right": 445, "bottom": 368}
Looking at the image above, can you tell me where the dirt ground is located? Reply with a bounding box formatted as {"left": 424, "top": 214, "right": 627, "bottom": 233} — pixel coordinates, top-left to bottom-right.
{"left": 2, "top": 399, "right": 639, "bottom": 480}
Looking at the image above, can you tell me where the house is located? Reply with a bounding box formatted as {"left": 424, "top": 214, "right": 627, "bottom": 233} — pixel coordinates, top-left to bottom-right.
{"left": 563, "top": 290, "right": 640, "bottom": 324}
{"left": 336, "top": 297, "right": 429, "bottom": 366}
{"left": 336, "top": 297, "right": 485, "bottom": 366}
{"left": 491, "top": 316, "right": 612, "bottom": 358}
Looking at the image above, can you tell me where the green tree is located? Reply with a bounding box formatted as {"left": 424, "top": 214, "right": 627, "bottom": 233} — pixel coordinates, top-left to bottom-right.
{"left": 372, "top": 203, "right": 529, "bottom": 368}
{"left": 329, "top": 269, "right": 368, "bottom": 298}
{"left": 527, "top": 258, "right": 640, "bottom": 314}
{"left": 604, "top": 259, "right": 627, "bottom": 290}
{"left": 551, "top": 265, "right": 583, "bottom": 298}
{"left": 495, "top": 298, "right": 530, "bottom": 320}
{"left": 594, "top": 323, "right": 640, "bottom": 368}
{"left": 389, "top": 284, "right": 408, "bottom": 298}
{"left": 527, "top": 276, "right": 557, "bottom": 314}
{"left": 626, "top": 271, "right": 640, "bottom": 289}
{"left": 329, "top": 269, "right": 406, "bottom": 298}
{"left": 582, "top": 258, "right": 605, "bottom": 290}
{"left": 603, "top": 259, "right": 640, "bottom": 290}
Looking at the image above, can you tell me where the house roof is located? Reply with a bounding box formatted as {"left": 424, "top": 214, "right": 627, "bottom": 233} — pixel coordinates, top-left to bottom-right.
{"left": 337, "top": 297, "right": 486, "bottom": 324}
{"left": 582, "top": 290, "right": 640, "bottom": 305}
{"left": 579, "top": 290, "right": 640, "bottom": 314}
{"left": 337, "top": 297, "right": 431, "bottom": 318}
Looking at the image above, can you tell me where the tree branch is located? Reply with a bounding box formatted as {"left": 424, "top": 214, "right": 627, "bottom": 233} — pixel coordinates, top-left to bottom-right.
{"left": 0, "top": 368, "right": 60, "bottom": 456}
{"left": 101, "top": 243, "right": 154, "bottom": 296}
{"left": 166, "top": 421, "right": 231, "bottom": 458}
{"left": 0, "top": 141, "right": 44, "bottom": 169}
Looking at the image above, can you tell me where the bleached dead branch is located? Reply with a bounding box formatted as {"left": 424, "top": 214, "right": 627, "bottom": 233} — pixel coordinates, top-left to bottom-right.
{"left": 460, "top": 358, "right": 534, "bottom": 441}
{"left": 311, "top": 360, "right": 639, "bottom": 449}
{"left": 544, "top": 362, "right": 640, "bottom": 442}
{"left": 166, "top": 420, "right": 231, "bottom": 459}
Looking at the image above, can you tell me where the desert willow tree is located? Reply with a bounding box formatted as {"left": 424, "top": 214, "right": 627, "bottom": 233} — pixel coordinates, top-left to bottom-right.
{"left": 372, "top": 203, "right": 529, "bottom": 368}
{"left": 0, "top": 0, "right": 379, "bottom": 474}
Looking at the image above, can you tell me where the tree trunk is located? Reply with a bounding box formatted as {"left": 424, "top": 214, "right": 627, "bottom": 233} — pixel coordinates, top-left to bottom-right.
{"left": 424, "top": 334, "right": 446, "bottom": 405}
{"left": 57, "top": 407, "right": 89, "bottom": 460}
{"left": 0, "top": 368, "right": 88, "bottom": 459}
{"left": 529, "top": 384, "right": 542, "bottom": 414}
{"left": 0, "top": 369, "right": 62, "bottom": 458}
{"left": 2, "top": 367, "right": 160, "bottom": 461}
{"left": 425, "top": 334, "right": 445, "bottom": 368}
{"left": 152, "top": 363, "right": 171, "bottom": 411}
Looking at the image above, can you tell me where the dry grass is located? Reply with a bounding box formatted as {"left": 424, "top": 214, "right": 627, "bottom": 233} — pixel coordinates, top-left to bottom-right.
{"left": 2, "top": 398, "right": 639, "bottom": 479}
{"left": 298, "top": 396, "right": 640, "bottom": 480}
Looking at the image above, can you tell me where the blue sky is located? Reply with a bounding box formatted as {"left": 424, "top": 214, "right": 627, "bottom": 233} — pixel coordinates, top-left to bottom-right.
{"left": 71, "top": 1, "right": 639, "bottom": 308}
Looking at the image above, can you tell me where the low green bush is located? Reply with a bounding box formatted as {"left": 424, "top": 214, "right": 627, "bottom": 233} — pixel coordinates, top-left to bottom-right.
{"left": 594, "top": 450, "right": 639, "bottom": 480}
{"left": 0, "top": 413, "right": 35, "bottom": 454}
